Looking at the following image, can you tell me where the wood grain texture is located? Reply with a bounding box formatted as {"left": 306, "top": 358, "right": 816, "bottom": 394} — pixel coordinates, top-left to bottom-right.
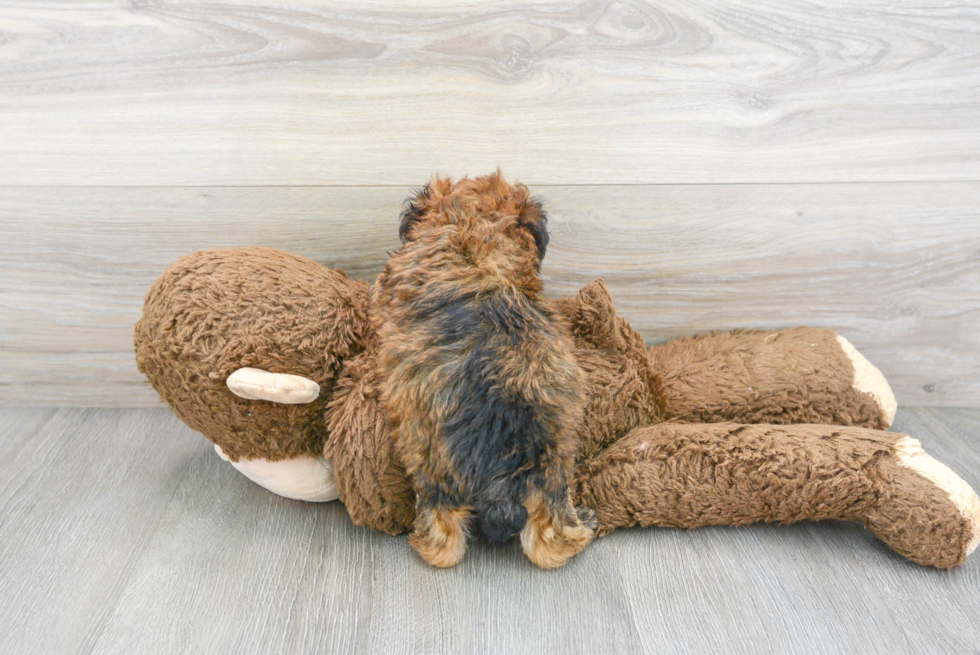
{"left": 1, "top": 182, "right": 977, "bottom": 407}
{"left": 0, "top": 408, "right": 200, "bottom": 655}
{"left": 1, "top": 1, "right": 978, "bottom": 185}
{"left": 0, "top": 185, "right": 405, "bottom": 406}
{"left": 90, "top": 441, "right": 379, "bottom": 655}
{"left": 542, "top": 182, "right": 980, "bottom": 407}
{"left": 0, "top": 407, "right": 978, "bottom": 655}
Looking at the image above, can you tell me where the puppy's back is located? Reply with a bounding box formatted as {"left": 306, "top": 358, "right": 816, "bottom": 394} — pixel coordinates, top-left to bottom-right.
{"left": 384, "top": 287, "right": 583, "bottom": 541}
{"left": 374, "top": 172, "right": 590, "bottom": 565}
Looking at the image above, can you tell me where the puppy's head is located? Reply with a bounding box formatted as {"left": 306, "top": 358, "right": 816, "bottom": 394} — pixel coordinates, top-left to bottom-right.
{"left": 398, "top": 171, "right": 549, "bottom": 270}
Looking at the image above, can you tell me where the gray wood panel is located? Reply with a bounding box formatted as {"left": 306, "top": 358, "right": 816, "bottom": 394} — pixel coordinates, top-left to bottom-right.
{"left": 0, "top": 185, "right": 405, "bottom": 407}
{"left": 2, "top": 183, "right": 978, "bottom": 407}
{"left": 0, "top": 407, "right": 978, "bottom": 654}
{"left": 0, "top": 408, "right": 200, "bottom": 655}
{"left": 1, "top": 1, "right": 978, "bottom": 186}
{"left": 90, "top": 444, "right": 379, "bottom": 655}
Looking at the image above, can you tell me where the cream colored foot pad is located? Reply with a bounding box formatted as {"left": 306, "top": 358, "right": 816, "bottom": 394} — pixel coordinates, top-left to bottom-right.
{"left": 837, "top": 336, "right": 897, "bottom": 427}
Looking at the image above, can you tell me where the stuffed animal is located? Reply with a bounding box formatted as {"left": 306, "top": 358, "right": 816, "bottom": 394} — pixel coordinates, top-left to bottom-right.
{"left": 135, "top": 247, "right": 980, "bottom": 570}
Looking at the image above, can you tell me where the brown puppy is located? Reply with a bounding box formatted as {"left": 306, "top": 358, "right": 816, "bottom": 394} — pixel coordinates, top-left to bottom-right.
{"left": 371, "top": 172, "right": 596, "bottom": 569}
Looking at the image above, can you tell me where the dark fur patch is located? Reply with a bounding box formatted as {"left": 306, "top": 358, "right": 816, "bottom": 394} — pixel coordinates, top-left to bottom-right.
{"left": 440, "top": 338, "right": 562, "bottom": 541}
{"left": 413, "top": 289, "right": 544, "bottom": 346}
{"left": 400, "top": 289, "right": 567, "bottom": 541}
{"left": 519, "top": 198, "right": 549, "bottom": 262}
{"left": 398, "top": 184, "right": 430, "bottom": 243}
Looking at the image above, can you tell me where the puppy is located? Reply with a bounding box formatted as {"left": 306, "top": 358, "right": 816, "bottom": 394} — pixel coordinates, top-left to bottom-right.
{"left": 371, "top": 172, "right": 596, "bottom": 569}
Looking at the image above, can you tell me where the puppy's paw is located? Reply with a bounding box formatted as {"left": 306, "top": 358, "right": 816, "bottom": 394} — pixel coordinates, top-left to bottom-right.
{"left": 576, "top": 506, "right": 598, "bottom": 532}
{"left": 521, "top": 497, "right": 596, "bottom": 570}
{"left": 409, "top": 507, "right": 471, "bottom": 568}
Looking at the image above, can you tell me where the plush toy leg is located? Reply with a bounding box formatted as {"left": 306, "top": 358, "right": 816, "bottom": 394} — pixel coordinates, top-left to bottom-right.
{"left": 576, "top": 422, "right": 979, "bottom": 569}
{"left": 649, "top": 327, "right": 896, "bottom": 429}
{"left": 213, "top": 444, "right": 339, "bottom": 502}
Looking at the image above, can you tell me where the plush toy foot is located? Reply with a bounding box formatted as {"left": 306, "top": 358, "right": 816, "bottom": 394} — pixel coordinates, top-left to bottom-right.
{"left": 577, "top": 423, "right": 980, "bottom": 569}
{"left": 835, "top": 336, "right": 897, "bottom": 427}
{"left": 869, "top": 436, "right": 980, "bottom": 568}
{"left": 214, "top": 444, "right": 339, "bottom": 502}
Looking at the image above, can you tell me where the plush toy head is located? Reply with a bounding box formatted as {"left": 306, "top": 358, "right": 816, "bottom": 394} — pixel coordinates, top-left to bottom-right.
{"left": 135, "top": 247, "right": 372, "bottom": 462}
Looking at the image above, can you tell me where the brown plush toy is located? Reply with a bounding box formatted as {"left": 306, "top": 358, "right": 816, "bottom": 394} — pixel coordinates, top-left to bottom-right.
{"left": 135, "top": 237, "right": 979, "bottom": 571}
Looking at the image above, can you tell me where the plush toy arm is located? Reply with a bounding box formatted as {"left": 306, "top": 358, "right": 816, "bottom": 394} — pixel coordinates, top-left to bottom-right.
{"left": 576, "top": 422, "right": 979, "bottom": 569}
{"left": 649, "top": 328, "right": 897, "bottom": 429}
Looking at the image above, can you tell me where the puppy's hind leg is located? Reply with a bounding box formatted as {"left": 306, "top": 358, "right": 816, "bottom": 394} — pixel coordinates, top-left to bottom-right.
{"left": 409, "top": 503, "right": 473, "bottom": 568}
{"left": 520, "top": 491, "right": 597, "bottom": 570}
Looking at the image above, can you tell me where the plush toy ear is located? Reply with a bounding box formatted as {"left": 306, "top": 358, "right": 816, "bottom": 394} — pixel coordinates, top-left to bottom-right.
{"left": 398, "top": 183, "right": 431, "bottom": 243}
{"left": 518, "top": 197, "right": 549, "bottom": 262}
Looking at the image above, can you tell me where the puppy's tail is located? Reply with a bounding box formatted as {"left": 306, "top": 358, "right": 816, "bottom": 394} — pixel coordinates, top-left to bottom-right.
{"left": 475, "top": 499, "right": 528, "bottom": 543}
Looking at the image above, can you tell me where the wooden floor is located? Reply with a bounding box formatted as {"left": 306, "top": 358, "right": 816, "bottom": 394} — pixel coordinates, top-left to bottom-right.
{"left": 1, "top": 406, "right": 978, "bottom": 655}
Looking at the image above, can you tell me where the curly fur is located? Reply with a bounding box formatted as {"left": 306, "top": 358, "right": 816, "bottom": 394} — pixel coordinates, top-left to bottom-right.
{"left": 371, "top": 172, "right": 594, "bottom": 568}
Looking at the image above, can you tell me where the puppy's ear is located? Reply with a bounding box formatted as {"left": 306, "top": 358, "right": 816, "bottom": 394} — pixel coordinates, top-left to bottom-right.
{"left": 398, "top": 184, "right": 431, "bottom": 243}
{"left": 519, "top": 198, "right": 549, "bottom": 262}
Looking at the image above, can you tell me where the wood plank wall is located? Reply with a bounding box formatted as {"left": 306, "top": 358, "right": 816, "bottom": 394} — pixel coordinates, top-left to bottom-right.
{"left": 1, "top": 1, "right": 978, "bottom": 407}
